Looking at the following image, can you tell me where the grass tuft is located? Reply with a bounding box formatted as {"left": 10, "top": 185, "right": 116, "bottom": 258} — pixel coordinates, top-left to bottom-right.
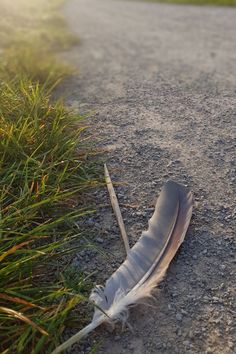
{"left": 0, "top": 0, "right": 98, "bottom": 352}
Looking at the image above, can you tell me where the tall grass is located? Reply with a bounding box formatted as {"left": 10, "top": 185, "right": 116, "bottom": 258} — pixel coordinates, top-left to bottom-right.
{"left": 0, "top": 0, "right": 98, "bottom": 352}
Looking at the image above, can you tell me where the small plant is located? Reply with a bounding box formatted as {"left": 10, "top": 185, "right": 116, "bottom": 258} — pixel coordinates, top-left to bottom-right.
{"left": 62, "top": 265, "right": 93, "bottom": 293}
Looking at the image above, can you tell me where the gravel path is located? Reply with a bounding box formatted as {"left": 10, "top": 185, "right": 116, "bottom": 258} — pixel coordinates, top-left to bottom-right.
{"left": 61, "top": 0, "right": 235, "bottom": 353}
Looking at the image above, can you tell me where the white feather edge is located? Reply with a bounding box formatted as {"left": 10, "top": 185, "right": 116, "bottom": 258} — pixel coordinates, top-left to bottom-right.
{"left": 51, "top": 267, "right": 168, "bottom": 354}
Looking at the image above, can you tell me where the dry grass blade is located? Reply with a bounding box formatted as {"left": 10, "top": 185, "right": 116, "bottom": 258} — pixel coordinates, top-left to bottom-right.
{"left": 104, "top": 164, "right": 130, "bottom": 255}
{"left": 0, "top": 307, "right": 49, "bottom": 336}
{"left": 0, "top": 294, "right": 45, "bottom": 310}
{"left": 0, "top": 241, "right": 32, "bottom": 262}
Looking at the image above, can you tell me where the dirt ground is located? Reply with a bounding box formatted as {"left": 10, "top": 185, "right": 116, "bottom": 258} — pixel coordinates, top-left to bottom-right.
{"left": 60, "top": 0, "right": 236, "bottom": 353}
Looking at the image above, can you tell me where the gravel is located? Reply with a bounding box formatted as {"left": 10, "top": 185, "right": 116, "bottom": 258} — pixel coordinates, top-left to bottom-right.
{"left": 60, "top": 0, "right": 236, "bottom": 353}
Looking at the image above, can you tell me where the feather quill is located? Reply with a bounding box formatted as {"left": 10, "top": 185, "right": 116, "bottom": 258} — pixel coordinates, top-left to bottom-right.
{"left": 52, "top": 180, "right": 193, "bottom": 354}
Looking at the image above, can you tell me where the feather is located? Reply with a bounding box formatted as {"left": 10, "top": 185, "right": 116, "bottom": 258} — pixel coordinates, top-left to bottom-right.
{"left": 52, "top": 180, "right": 193, "bottom": 354}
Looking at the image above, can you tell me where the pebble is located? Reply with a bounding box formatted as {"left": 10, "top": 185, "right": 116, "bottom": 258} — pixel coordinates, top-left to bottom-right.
{"left": 176, "top": 313, "right": 183, "bottom": 321}
{"left": 181, "top": 309, "right": 188, "bottom": 315}
{"left": 177, "top": 328, "right": 182, "bottom": 336}
{"left": 188, "top": 330, "right": 194, "bottom": 339}
{"left": 183, "top": 340, "right": 190, "bottom": 347}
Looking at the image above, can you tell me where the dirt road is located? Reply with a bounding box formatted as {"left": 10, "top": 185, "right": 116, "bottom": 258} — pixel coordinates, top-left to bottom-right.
{"left": 62, "top": 0, "right": 236, "bottom": 353}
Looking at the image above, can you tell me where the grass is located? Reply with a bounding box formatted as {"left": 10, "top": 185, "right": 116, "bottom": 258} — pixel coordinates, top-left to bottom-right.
{"left": 141, "top": 0, "right": 236, "bottom": 5}
{"left": 0, "top": 0, "right": 79, "bottom": 84}
{"left": 0, "top": 0, "right": 99, "bottom": 352}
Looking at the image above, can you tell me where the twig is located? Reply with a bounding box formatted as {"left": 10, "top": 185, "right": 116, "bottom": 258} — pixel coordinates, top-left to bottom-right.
{"left": 104, "top": 164, "right": 130, "bottom": 255}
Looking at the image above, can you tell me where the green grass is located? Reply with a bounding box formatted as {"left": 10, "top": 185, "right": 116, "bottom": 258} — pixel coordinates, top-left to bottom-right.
{"left": 0, "top": 0, "right": 99, "bottom": 352}
{"left": 141, "top": 0, "right": 236, "bottom": 5}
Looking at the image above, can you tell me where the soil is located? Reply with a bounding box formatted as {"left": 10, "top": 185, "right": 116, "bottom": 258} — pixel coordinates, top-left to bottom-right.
{"left": 60, "top": 0, "right": 236, "bottom": 353}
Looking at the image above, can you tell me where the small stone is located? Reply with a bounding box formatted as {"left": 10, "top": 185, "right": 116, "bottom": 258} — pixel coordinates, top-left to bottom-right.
{"left": 188, "top": 330, "right": 194, "bottom": 339}
{"left": 122, "top": 342, "right": 128, "bottom": 349}
{"left": 128, "top": 342, "right": 135, "bottom": 349}
{"left": 181, "top": 309, "right": 188, "bottom": 315}
{"left": 177, "top": 328, "right": 182, "bottom": 336}
{"left": 183, "top": 340, "right": 190, "bottom": 347}
{"left": 86, "top": 218, "right": 94, "bottom": 226}
{"left": 176, "top": 313, "right": 183, "bottom": 321}
{"left": 136, "top": 211, "right": 143, "bottom": 216}
{"left": 96, "top": 237, "right": 104, "bottom": 243}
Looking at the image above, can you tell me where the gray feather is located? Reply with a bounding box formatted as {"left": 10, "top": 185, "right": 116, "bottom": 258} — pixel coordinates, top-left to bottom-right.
{"left": 91, "top": 180, "right": 193, "bottom": 321}
{"left": 52, "top": 180, "right": 193, "bottom": 354}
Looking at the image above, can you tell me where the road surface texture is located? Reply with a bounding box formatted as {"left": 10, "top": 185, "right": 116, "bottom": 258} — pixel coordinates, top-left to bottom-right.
{"left": 61, "top": 0, "right": 235, "bottom": 353}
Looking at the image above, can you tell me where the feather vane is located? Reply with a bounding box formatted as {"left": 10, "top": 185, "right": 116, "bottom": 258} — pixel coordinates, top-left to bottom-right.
{"left": 52, "top": 180, "right": 193, "bottom": 354}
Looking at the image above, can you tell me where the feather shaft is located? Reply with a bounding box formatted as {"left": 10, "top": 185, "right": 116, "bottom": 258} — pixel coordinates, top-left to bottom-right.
{"left": 51, "top": 317, "right": 104, "bottom": 354}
